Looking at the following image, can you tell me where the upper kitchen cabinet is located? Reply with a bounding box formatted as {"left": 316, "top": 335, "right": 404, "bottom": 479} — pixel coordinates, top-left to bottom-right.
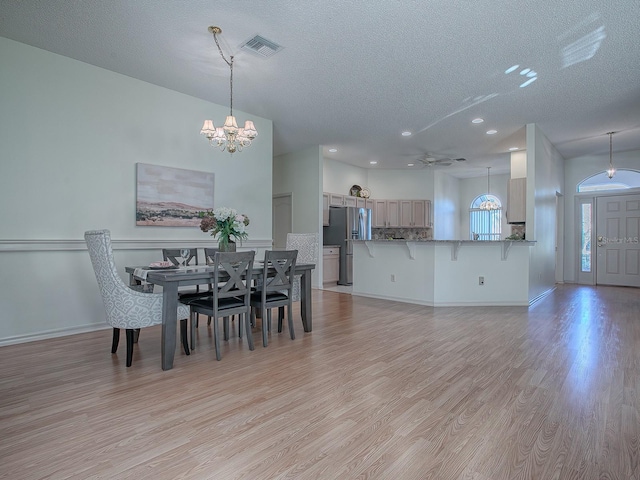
{"left": 328, "top": 193, "right": 357, "bottom": 207}
{"left": 329, "top": 193, "right": 345, "bottom": 206}
{"left": 507, "top": 178, "right": 526, "bottom": 224}
{"left": 399, "top": 200, "right": 431, "bottom": 227}
{"left": 322, "top": 193, "right": 330, "bottom": 226}
{"left": 373, "top": 199, "right": 400, "bottom": 228}
{"left": 344, "top": 196, "right": 357, "bottom": 207}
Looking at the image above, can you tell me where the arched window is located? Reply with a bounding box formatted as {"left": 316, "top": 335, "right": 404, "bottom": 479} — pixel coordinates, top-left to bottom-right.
{"left": 469, "top": 195, "right": 502, "bottom": 240}
{"left": 577, "top": 169, "right": 640, "bottom": 192}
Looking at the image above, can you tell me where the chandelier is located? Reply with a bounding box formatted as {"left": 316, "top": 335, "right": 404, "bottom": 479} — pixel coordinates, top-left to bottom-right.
{"left": 480, "top": 167, "right": 500, "bottom": 210}
{"left": 606, "top": 131, "right": 616, "bottom": 179}
{"left": 200, "top": 26, "right": 257, "bottom": 154}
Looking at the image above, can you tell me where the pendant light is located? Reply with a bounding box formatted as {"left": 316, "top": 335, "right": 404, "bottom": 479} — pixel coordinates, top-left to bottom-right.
{"left": 200, "top": 26, "right": 257, "bottom": 154}
{"left": 606, "top": 131, "right": 616, "bottom": 179}
{"left": 479, "top": 167, "right": 499, "bottom": 210}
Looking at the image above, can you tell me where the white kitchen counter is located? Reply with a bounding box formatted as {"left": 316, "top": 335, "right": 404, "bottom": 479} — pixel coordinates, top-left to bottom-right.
{"left": 352, "top": 239, "right": 536, "bottom": 307}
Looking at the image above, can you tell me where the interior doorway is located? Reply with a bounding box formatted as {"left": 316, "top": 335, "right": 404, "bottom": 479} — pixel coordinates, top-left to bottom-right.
{"left": 556, "top": 192, "right": 564, "bottom": 283}
{"left": 595, "top": 193, "right": 640, "bottom": 287}
{"left": 272, "top": 193, "right": 292, "bottom": 249}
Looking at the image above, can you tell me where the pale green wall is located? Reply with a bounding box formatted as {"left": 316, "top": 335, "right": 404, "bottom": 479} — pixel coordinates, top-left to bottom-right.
{"left": 273, "top": 145, "right": 322, "bottom": 287}
{"left": 322, "top": 158, "right": 368, "bottom": 195}
{"left": 273, "top": 145, "right": 322, "bottom": 235}
{"left": 526, "top": 123, "right": 565, "bottom": 302}
{"left": 0, "top": 37, "right": 273, "bottom": 342}
{"left": 366, "top": 168, "right": 434, "bottom": 200}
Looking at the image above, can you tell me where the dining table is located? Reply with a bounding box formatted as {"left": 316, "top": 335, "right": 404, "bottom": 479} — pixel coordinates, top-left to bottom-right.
{"left": 125, "top": 262, "right": 316, "bottom": 370}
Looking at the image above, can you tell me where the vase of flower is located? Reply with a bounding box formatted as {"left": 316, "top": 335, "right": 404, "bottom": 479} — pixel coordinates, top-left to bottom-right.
{"left": 199, "top": 207, "right": 249, "bottom": 250}
{"left": 218, "top": 239, "right": 236, "bottom": 252}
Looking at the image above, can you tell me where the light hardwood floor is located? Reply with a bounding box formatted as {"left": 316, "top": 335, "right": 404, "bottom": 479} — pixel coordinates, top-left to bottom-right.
{"left": 1, "top": 285, "right": 639, "bottom": 479}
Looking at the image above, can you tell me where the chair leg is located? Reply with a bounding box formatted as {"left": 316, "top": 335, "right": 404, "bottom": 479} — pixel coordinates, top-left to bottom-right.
{"left": 190, "top": 312, "right": 197, "bottom": 350}
{"left": 262, "top": 308, "right": 269, "bottom": 348}
{"left": 237, "top": 314, "right": 243, "bottom": 338}
{"left": 125, "top": 329, "right": 135, "bottom": 367}
{"left": 287, "top": 303, "right": 295, "bottom": 340}
{"left": 223, "top": 317, "right": 230, "bottom": 341}
{"left": 133, "top": 328, "right": 141, "bottom": 343}
{"left": 180, "top": 319, "right": 190, "bottom": 356}
{"left": 212, "top": 317, "right": 221, "bottom": 361}
{"left": 111, "top": 328, "right": 120, "bottom": 353}
{"left": 251, "top": 308, "right": 257, "bottom": 330}
{"left": 244, "top": 312, "right": 254, "bottom": 351}
{"left": 277, "top": 307, "right": 284, "bottom": 333}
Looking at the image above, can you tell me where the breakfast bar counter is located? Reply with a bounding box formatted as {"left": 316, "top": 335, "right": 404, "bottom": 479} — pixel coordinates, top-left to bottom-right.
{"left": 352, "top": 239, "right": 536, "bottom": 307}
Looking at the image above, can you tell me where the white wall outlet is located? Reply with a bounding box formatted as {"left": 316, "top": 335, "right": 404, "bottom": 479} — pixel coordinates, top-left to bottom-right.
{"left": 391, "top": 274, "right": 396, "bottom": 282}
{"left": 479, "top": 276, "right": 485, "bottom": 285}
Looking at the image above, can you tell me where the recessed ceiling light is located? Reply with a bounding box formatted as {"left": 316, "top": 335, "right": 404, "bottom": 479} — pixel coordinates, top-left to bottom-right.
{"left": 505, "top": 65, "right": 519, "bottom": 74}
{"left": 401, "top": 131, "right": 412, "bottom": 137}
{"left": 472, "top": 118, "right": 484, "bottom": 124}
{"left": 328, "top": 148, "right": 337, "bottom": 153}
{"left": 509, "top": 147, "right": 519, "bottom": 151}
{"left": 486, "top": 129, "right": 498, "bottom": 135}
{"left": 520, "top": 68, "right": 531, "bottom": 75}
{"left": 407, "top": 163, "right": 414, "bottom": 167}
{"left": 369, "top": 161, "right": 377, "bottom": 165}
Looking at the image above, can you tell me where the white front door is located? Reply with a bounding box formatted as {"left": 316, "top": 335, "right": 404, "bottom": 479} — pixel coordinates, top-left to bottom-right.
{"left": 595, "top": 193, "right": 640, "bottom": 287}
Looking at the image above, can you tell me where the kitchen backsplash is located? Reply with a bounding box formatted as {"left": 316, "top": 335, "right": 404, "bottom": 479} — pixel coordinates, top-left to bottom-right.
{"left": 372, "top": 227, "right": 433, "bottom": 240}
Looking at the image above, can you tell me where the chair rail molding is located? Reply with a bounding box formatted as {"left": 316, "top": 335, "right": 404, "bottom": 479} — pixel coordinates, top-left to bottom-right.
{"left": 0, "top": 238, "right": 271, "bottom": 252}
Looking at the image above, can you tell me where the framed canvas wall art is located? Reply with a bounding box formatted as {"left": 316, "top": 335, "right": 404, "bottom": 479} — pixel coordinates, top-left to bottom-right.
{"left": 136, "top": 163, "right": 214, "bottom": 227}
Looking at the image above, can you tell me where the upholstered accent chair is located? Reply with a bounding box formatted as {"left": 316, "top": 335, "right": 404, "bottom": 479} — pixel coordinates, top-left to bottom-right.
{"left": 285, "top": 233, "right": 319, "bottom": 303}
{"left": 250, "top": 249, "right": 298, "bottom": 347}
{"left": 84, "top": 230, "right": 191, "bottom": 367}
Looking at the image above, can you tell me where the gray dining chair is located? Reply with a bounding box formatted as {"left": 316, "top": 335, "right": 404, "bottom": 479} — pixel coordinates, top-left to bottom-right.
{"left": 85, "top": 230, "right": 191, "bottom": 367}
{"left": 162, "top": 248, "right": 209, "bottom": 327}
{"left": 250, "top": 249, "right": 298, "bottom": 347}
{"left": 188, "top": 251, "right": 255, "bottom": 360}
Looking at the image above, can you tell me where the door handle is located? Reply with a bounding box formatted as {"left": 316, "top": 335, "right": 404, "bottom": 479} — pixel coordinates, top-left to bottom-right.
{"left": 597, "top": 235, "right": 603, "bottom": 247}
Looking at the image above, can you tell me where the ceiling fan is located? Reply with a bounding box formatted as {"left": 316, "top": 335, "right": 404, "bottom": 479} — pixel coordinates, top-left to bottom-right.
{"left": 417, "top": 153, "right": 466, "bottom": 167}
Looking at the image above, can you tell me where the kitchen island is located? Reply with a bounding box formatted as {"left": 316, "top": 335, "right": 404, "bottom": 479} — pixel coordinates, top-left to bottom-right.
{"left": 352, "top": 239, "right": 536, "bottom": 306}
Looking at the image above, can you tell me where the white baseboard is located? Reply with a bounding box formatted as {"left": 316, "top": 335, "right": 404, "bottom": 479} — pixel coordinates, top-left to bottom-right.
{"left": 0, "top": 323, "right": 111, "bottom": 347}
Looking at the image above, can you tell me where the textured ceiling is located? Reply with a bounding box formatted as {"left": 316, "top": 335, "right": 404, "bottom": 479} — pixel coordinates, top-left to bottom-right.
{"left": 1, "top": 0, "right": 639, "bottom": 177}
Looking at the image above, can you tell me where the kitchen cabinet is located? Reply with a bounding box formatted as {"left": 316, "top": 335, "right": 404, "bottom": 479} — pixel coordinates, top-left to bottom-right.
{"left": 507, "top": 178, "right": 526, "bottom": 223}
{"left": 328, "top": 192, "right": 358, "bottom": 207}
{"left": 400, "top": 200, "right": 432, "bottom": 227}
{"left": 329, "top": 193, "right": 344, "bottom": 206}
{"left": 373, "top": 199, "right": 400, "bottom": 227}
{"left": 322, "top": 193, "right": 330, "bottom": 226}
{"left": 323, "top": 246, "right": 340, "bottom": 285}
{"left": 344, "top": 196, "right": 357, "bottom": 207}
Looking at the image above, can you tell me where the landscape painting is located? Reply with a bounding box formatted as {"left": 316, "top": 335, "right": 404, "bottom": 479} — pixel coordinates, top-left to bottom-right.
{"left": 136, "top": 163, "right": 214, "bottom": 227}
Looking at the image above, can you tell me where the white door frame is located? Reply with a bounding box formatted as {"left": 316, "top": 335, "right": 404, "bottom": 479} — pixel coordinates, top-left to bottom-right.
{"left": 575, "top": 188, "right": 640, "bottom": 286}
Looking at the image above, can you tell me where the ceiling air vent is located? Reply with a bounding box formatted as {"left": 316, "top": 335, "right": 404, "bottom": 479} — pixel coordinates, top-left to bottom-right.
{"left": 241, "top": 35, "right": 283, "bottom": 58}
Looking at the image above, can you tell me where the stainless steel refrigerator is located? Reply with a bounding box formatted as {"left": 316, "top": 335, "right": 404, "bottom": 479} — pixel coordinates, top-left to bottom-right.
{"left": 323, "top": 206, "right": 372, "bottom": 285}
